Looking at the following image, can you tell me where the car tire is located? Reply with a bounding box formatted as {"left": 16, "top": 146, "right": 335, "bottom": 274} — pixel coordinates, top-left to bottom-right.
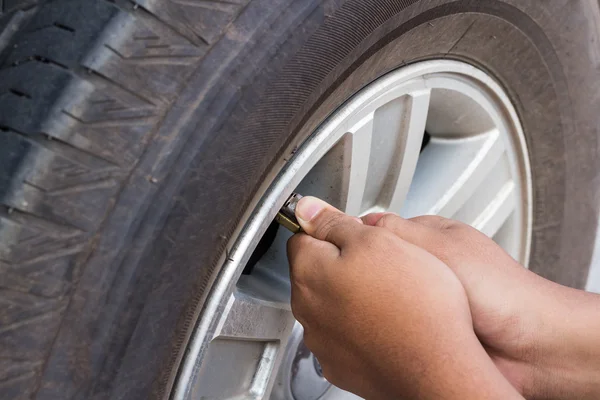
{"left": 0, "top": 1, "right": 598, "bottom": 399}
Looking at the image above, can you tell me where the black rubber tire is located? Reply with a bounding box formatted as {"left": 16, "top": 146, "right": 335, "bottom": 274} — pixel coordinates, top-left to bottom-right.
{"left": 0, "top": 1, "right": 598, "bottom": 399}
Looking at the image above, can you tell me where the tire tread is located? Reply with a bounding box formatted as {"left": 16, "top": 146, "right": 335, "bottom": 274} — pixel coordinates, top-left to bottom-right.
{"left": 0, "top": 0, "right": 249, "bottom": 397}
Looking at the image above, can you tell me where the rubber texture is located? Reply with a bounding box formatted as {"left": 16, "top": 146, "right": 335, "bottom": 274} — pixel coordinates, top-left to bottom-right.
{"left": 0, "top": 1, "right": 598, "bottom": 399}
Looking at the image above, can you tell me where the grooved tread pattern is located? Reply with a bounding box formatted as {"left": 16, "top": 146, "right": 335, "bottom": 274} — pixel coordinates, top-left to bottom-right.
{"left": 0, "top": 0, "right": 249, "bottom": 397}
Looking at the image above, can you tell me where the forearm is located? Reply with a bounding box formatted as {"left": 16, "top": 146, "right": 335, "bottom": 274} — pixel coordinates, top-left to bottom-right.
{"left": 376, "top": 330, "right": 524, "bottom": 400}
{"left": 524, "top": 284, "right": 600, "bottom": 400}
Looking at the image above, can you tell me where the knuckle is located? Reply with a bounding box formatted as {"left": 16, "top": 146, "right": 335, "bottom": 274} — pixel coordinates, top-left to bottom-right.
{"left": 290, "top": 263, "right": 310, "bottom": 290}
{"left": 411, "top": 215, "right": 463, "bottom": 231}
{"left": 411, "top": 214, "right": 445, "bottom": 227}
{"left": 375, "top": 213, "right": 401, "bottom": 229}
{"left": 290, "top": 291, "right": 309, "bottom": 325}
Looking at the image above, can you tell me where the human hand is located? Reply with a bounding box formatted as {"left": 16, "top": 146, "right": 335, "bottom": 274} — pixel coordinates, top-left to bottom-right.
{"left": 287, "top": 197, "right": 522, "bottom": 400}
{"left": 362, "top": 213, "right": 600, "bottom": 400}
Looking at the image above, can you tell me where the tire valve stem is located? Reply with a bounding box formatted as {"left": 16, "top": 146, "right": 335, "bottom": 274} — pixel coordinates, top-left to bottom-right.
{"left": 276, "top": 193, "right": 303, "bottom": 233}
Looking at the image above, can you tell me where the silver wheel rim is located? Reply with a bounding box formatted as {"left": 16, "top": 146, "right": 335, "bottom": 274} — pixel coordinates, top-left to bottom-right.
{"left": 172, "top": 60, "right": 532, "bottom": 400}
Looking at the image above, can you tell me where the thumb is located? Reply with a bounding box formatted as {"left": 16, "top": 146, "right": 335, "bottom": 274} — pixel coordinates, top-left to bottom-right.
{"left": 295, "top": 196, "right": 363, "bottom": 248}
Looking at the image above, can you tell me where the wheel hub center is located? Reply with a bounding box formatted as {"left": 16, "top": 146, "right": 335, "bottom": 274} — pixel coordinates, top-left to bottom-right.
{"left": 290, "top": 340, "right": 331, "bottom": 400}
{"left": 271, "top": 324, "right": 332, "bottom": 400}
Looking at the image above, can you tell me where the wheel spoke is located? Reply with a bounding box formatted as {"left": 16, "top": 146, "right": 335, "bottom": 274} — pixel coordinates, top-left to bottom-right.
{"left": 450, "top": 151, "right": 517, "bottom": 237}
{"left": 491, "top": 213, "right": 520, "bottom": 260}
{"left": 342, "top": 90, "right": 431, "bottom": 215}
{"left": 342, "top": 116, "right": 373, "bottom": 216}
{"left": 213, "top": 289, "right": 295, "bottom": 341}
{"left": 197, "top": 290, "right": 295, "bottom": 399}
{"left": 472, "top": 181, "right": 516, "bottom": 237}
{"left": 401, "top": 129, "right": 505, "bottom": 219}
{"left": 386, "top": 90, "right": 431, "bottom": 213}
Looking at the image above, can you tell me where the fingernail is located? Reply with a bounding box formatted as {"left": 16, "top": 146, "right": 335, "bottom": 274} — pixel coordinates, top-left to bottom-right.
{"left": 296, "top": 196, "right": 326, "bottom": 222}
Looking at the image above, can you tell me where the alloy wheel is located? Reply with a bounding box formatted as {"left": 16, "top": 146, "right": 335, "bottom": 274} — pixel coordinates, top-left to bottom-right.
{"left": 173, "top": 60, "right": 532, "bottom": 400}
